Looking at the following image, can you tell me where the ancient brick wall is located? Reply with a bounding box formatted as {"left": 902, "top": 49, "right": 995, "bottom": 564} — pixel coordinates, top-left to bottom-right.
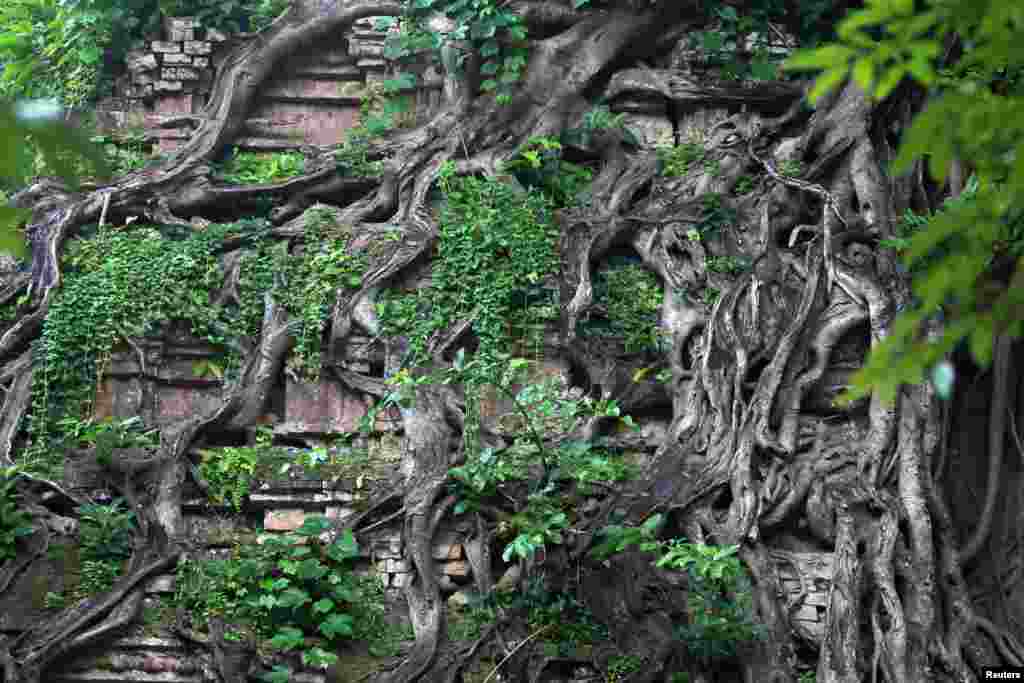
{"left": 96, "top": 14, "right": 441, "bottom": 154}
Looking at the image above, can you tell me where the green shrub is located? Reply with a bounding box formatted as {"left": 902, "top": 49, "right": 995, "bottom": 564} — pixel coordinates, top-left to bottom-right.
{"left": 0, "top": 469, "right": 33, "bottom": 563}
{"left": 175, "top": 516, "right": 365, "bottom": 678}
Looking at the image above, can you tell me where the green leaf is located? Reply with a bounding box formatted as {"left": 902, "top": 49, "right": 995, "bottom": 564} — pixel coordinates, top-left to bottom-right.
{"left": 320, "top": 612, "right": 355, "bottom": 639}
{"left": 808, "top": 66, "right": 850, "bottom": 105}
{"left": 313, "top": 597, "right": 335, "bottom": 614}
{"left": 295, "top": 515, "right": 331, "bottom": 537}
{"left": 784, "top": 45, "right": 855, "bottom": 73}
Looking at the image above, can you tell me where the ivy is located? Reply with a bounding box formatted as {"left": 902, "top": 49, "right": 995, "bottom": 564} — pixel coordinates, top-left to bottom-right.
{"left": 273, "top": 207, "right": 368, "bottom": 379}
{"left": 376, "top": 162, "right": 559, "bottom": 376}
{"left": 215, "top": 150, "right": 306, "bottom": 185}
{"left": 0, "top": 469, "right": 33, "bottom": 563}
{"left": 175, "top": 517, "right": 375, "bottom": 680}
{"left": 580, "top": 262, "right": 665, "bottom": 354}
{"left": 24, "top": 220, "right": 275, "bottom": 475}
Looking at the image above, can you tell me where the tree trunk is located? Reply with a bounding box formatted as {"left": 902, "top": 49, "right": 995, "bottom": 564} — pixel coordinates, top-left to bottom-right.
{"left": 1, "top": 1, "right": 1021, "bottom": 682}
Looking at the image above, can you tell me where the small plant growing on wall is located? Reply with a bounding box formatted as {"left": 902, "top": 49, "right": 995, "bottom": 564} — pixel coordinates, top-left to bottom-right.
{"left": 0, "top": 469, "right": 33, "bottom": 564}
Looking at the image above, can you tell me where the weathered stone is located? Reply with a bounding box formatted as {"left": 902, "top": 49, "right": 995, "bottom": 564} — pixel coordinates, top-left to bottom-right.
{"left": 377, "top": 558, "right": 411, "bottom": 573}
{"left": 264, "top": 508, "right": 307, "bottom": 531}
{"left": 163, "top": 67, "right": 199, "bottom": 81}
{"left": 183, "top": 41, "right": 212, "bottom": 55}
{"left": 126, "top": 50, "right": 159, "bottom": 73}
{"left": 431, "top": 531, "right": 463, "bottom": 560}
{"left": 162, "top": 52, "right": 193, "bottom": 66}
{"left": 348, "top": 39, "right": 385, "bottom": 59}
{"left": 151, "top": 41, "right": 182, "bottom": 53}
{"left": 356, "top": 58, "right": 388, "bottom": 70}
{"left": 249, "top": 490, "right": 355, "bottom": 509}
{"left": 326, "top": 505, "right": 356, "bottom": 523}
{"left": 440, "top": 560, "right": 471, "bottom": 578}
{"left": 167, "top": 27, "right": 194, "bottom": 42}
{"left": 155, "top": 80, "right": 183, "bottom": 92}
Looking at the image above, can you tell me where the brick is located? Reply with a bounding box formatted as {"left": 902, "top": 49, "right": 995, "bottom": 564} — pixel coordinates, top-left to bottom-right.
{"left": 264, "top": 508, "right": 307, "bottom": 531}
{"left": 151, "top": 41, "right": 182, "bottom": 53}
{"left": 431, "top": 532, "right": 463, "bottom": 560}
{"left": 356, "top": 58, "right": 388, "bottom": 70}
{"left": 183, "top": 41, "right": 213, "bottom": 55}
{"left": 440, "top": 560, "right": 471, "bottom": 577}
{"left": 154, "top": 80, "right": 183, "bottom": 92}
{"left": 163, "top": 52, "right": 193, "bottom": 65}
{"left": 163, "top": 67, "right": 199, "bottom": 81}
{"left": 126, "top": 51, "right": 158, "bottom": 73}
{"left": 164, "top": 16, "right": 197, "bottom": 30}
{"left": 167, "top": 28, "right": 194, "bottom": 42}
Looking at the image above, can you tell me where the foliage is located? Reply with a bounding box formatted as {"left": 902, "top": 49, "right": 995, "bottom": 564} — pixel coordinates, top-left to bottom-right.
{"left": 197, "top": 445, "right": 259, "bottom": 511}
{"left": 589, "top": 514, "right": 663, "bottom": 561}
{"left": 580, "top": 262, "right": 665, "bottom": 353}
{"left": 273, "top": 207, "right": 367, "bottom": 378}
{"left": 606, "top": 655, "right": 644, "bottom": 683}
{"left": 503, "top": 136, "right": 594, "bottom": 209}
{"left": 0, "top": 99, "right": 107, "bottom": 257}
{"left": 376, "top": 163, "right": 558, "bottom": 374}
{"left": 175, "top": 517, "right": 365, "bottom": 678}
{"left": 705, "top": 255, "right": 750, "bottom": 276}
{"left": 658, "top": 143, "right": 707, "bottom": 178}
{"left": 24, "top": 220, "right": 273, "bottom": 476}
{"left": 216, "top": 150, "right": 306, "bottom": 185}
{"left": 655, "top": 541, "right": 765, "bottom": 660}
{"left": 733, "top": 175, "right": 755, "bottom": 195}
{"left": 0, "top": 469, "right": 34, "bottom": 563}
{"left": 159, "top": 0, "right": 291, "bottom": 32}
{"left": 382, "top": 0, "right": 529, "bottom": 105}
{"left": 77, "top": 498, "right": 135, "bottom": 562}
{"left": 57, "top": 415, "right": 158, "bottom": 466}
{"left": 78, "top": 558, "right": 122, "bottom": 596}
{"left": 785, "top": 0, "right": 1024, "bottom": 404}
{"left": 91, "top": 129, "right": 154, "bottom": 177}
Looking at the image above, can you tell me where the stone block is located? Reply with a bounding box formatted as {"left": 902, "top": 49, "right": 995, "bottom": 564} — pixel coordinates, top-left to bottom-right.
{"left": 151, "top": 41, "right": 182, "bottom": 53}
{"left": 163, "top": 67, "right": 199, "bottom": 81}
{"left": 164, "top": 16, "right": 197, "bottom": 30}
{"left": 264, "top": 508, "right": 307, "bottom": 531}
{"left": 126, "top": 50, "right": 159, "bottom": 73}
{"left": 377, "top": 559, "right": 411, "bottom": 573}
{"left": 282, "top": 375, "right": 373, "bottom": 434}
{"left": 371, "top": 536, "right": 403, "bottom": 559}
{"left": 431, "top": 532, "right": 463, "bottom": 560}
{"left": 163, "top": 52, "right": 193, "bottom": 65}
{"left": 349, "top": 39, "right": 385, "bottom": 59}
{"left": 167, "top": 27, "right": 194, "bottom": 42}
{"left": 183, "top": 41, "right": 212, "bottom": 55}
{"left": 357, "top": 58, "right": 388, "bottom": 70}
{"left": 155, "top": 80, "right": 183, "bottom": 92}
{"left": 155, "top": 93, "right": 194, "bottom": 115}
{"left": 440, "top": 560, "right": 471, "bottom": 578}
{"left": 326, "top": 506, "right": 357, "bottom": 523}
{"left": 192, "top": 57, "right": 209, "bottom": 68}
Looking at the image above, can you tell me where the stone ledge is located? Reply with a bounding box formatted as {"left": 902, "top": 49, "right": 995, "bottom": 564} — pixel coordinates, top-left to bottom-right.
{"left": 51, "top": 674, "right": 202, "bottom": 683}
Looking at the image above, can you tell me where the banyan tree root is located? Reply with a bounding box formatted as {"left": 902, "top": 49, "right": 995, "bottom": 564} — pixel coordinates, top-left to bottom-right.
{"left": 0, "top": 1, "right": 1020, "bottom": 682}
